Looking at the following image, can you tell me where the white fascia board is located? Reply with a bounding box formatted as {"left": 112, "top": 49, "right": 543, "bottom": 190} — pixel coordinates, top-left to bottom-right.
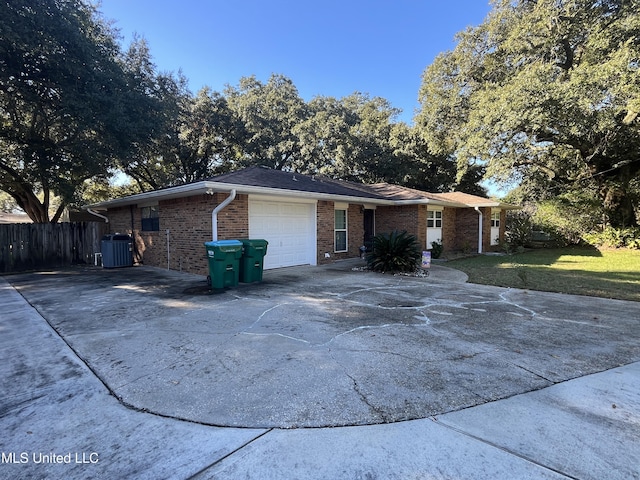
{"left": 84, "top": 182, "right": 211, "bottom": 210}
{"left": 393, "top": 199, "right": 467, "bottom": 208}
{"left": 470, "top": 201, "right": 519, "bottom": 209}
{"left": 85, "top": 179, "right": 518, "bottom": 211}
{"left": 85, "top": 181, "right": 397, "bottom": 210}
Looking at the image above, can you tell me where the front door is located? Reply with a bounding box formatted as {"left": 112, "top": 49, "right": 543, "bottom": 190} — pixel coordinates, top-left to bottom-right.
{"left": 363, "top": 209, "right": 375, "bottom": 250}
{"left": 426, "top": 209, "right": 443, "bottom": 249}
{"left": 490, "top": 210, "right": 501, "bottom": 246}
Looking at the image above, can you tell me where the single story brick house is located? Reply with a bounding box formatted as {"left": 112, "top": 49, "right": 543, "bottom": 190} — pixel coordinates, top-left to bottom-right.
{"left": 86, "top": 167, "right": 517, "bottom": 276}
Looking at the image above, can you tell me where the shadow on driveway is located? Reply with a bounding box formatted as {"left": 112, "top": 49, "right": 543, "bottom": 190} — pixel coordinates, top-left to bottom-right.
{"left": 6, "top": 260, "right": 640, "bottom": 428}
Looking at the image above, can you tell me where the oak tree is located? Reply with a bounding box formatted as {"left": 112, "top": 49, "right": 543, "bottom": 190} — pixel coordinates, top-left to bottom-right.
{"left": 417, "top": 0, "right": 640, "bottom": 226}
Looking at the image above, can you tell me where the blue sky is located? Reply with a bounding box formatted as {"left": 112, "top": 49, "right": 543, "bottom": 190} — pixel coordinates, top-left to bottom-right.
{"left": 98, "top": 0, "right": 493, "bottom": 124}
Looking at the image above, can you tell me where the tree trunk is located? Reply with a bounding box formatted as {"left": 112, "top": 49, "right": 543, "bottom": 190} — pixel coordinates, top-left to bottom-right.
{"left": 8, "top": 185, "right": 50, "bottom": 223}
{"left": 601, "top": 185, "right": 638, "bottom": 228}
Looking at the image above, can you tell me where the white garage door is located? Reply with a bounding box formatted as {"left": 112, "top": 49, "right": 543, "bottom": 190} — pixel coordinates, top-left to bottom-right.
{"left": 249, "top": 198, "right": 317, "bottom": 269}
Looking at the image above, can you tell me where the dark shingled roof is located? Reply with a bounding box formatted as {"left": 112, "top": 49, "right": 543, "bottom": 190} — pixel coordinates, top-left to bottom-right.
{"left": 87, "top": 166, "right": 516, "bottom": 210}
{"left": 365, "top": 183, "right": 454, "bottom": 202}
{"left": 207, "top": 166, "right": 388, "bottom": 200}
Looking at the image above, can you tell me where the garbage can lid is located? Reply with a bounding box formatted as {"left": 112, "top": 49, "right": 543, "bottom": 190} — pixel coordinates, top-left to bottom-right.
{"left": 238, "top": 239, "right": 269, "bottom": 246}
{"left": 204, "top": 239, "right": 243, "bottom": 247}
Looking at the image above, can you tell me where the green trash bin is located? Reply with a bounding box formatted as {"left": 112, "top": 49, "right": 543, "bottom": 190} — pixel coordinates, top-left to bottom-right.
{"left": 239, "top": 239, "right": 269, "bottom": 283}
{"left": 204, "top": 240, "right": 243, "bottom": 289}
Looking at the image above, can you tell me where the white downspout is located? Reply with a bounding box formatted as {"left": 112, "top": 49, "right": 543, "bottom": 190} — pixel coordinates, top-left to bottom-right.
{"left": 211, "top": 189, "right": 237, "bottom": 241}
{"left": 474, "top": 207, "right": 483, "bottom": 254}
{"left": 86, "top": 208, "right": 109, "bottom": 223}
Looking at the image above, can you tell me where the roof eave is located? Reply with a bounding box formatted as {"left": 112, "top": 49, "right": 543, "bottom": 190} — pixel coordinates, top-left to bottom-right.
{"left": 84, "top": 180, "right": 523, "bottom": 211}
{"left": 84, "top": 181, "right": 397, "bottom": 210}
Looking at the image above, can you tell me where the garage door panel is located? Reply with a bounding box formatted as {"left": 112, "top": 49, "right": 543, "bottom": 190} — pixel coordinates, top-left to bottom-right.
{"left": 249, "top": 199, "right": 316, "bottom": 269}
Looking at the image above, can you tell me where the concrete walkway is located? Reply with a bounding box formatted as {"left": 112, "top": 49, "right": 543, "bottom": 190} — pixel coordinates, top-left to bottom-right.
{"left": 1, "top": 262, "right": 639, "bottom": 479}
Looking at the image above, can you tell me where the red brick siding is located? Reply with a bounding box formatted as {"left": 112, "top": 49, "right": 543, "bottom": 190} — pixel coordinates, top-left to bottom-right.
{"left": 316, "top": 201, "right": 364, "bottom": 265}
{"left": 415, "top": 205, "right": 428, "bottom": 250}
{"left": 449, "top": 207, "right": 499, "bottom": 253}
{"left": 454, "top": 208, "right": 480, "bottom": 252}
{"left": 347, "top": 205, "right": 364, "bottom": 259}
{"left": 104, "top": 195, "right": 505, "bottom": 273}
{"left": 215, "top": 193, "right": 249, "bottom": 240}
{"left": 316, "top": 201, "right": 333, "bottom": 264}
{"left": 104, "top": 193, "right": 249, "bottom": 276}
{"left": 441, "top": 207, "right": 457, "bottom": 252}
{"left": 375, "top": 205, "right": 421, "bottom": 239}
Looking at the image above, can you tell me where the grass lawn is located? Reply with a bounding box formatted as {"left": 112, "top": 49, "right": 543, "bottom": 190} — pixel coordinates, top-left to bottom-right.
{"left": 445, "top": 247, "right": 640, "bottom": 302}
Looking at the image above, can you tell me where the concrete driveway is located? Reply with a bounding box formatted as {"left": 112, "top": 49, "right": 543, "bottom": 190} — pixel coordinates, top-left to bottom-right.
{"left": 5, "top": 260, "right": 640, "bottom": 429}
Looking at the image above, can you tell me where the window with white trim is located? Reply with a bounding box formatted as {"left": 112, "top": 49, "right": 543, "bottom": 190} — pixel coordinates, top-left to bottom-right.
{"left": 491, "top": 212, "right": 500, "bottom": 228}
{"left": 427, "top": 210, "right": 442, "bottom": 228}
{"left": 334, "top": 209, "right": 347, "bottom": 252}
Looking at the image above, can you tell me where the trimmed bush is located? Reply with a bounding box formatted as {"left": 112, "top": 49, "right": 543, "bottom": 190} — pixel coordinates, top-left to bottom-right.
{"left": 366, "top": 230, "right": 421, "bottom": 273}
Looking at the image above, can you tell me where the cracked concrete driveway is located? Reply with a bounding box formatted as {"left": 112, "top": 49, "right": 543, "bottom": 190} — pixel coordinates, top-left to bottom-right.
{"left": 7, "top": 260, "right": 640, "bottom": 429}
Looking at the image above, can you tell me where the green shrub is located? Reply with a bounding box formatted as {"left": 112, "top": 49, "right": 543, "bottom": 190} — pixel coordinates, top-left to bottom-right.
{"left": 430, "top": 239, "right": 444, "bottom": 259}
{"left": 366, "top": 230, "right": 421, "bottom": 273}
{"left": 583, "top": 227, "right": 640, "bottom": 249}
{"left": 505, "top": 211, "right": 533, "bottom": 247}
{"left": 532, "top": 193, "right": 603, "bottom": 245}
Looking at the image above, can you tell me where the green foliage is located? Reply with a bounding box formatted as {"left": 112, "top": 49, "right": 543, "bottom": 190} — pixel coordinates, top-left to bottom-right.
{"left": 366, "top": 231, "right": 421, "bottom": 273}
{"left": 0, "top": 191, "right": 17, "bottom": 213}
{"left": 532, "top": 193, "right": 603, "bottom": 245}
{"left": 1, "top": 2, "right": 487, "bottom": 218}
{"left": 0, "top": 0, "right": 163, "bottom": 221}
{"left": 224, "top": 74, "right": 306, "bottom": 171}
{"left": 430, "top": 239, "right": 444, "bottom": 259}
{"left": 212, "top": 76, "right": 459, "bottom": 192}
{"left": 121, "top": 80, "right": 245, "bottom": 191}
{"left": 583, "top": 227, "right": 640, "bottom": 249}
{"left": 505, "top": 211, "right": 533, "bottom": 247}
{"left": 417, "top": 0, "right": 640, "bottom": 228}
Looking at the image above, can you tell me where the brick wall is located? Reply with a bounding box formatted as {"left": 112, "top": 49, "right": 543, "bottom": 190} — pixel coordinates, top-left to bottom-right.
{"left": 450, "top": 207, "right": 500, "bottom": 253}
{"left": 104, "top": 195, "right": 506, "bottom": 273}
{"left": 347, "top": 204, "right": 364, "bottom": 259}
{"left": 104, "top": 193, "right": 248, "bottom": 276}
{"left": 215, "top": 193, "right": 249, "bottom": 240}
{"left": 442, "top": 207, "right": 457, "bottom": 252}
{"left": 375, "top": 204, "right": 433, "bottom": 252}
{"left": 499, "top": 209, "right": 507, "bottom": 249}
{"left": 454, "top": 208, "right": 480, "bottom": 253}
{"left": 316, "top": 201, "right": 364, "bottom": 265}
{"left": 316, "top": 201, "right": 333, "bottom": 264}
{"left": 375, "top": 205, "right": 421, "bottom": 239}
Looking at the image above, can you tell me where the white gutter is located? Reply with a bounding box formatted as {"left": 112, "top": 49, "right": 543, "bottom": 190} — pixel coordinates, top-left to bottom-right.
{"left": 211, "top": 189, "right": 236, "bottom": 241}
{"left": 86, "top": 208, "right": 109, "bottom": 223}
{"left": 84, "top": 180, "right": 512, "bottom": 212}
{"left": 86, "top": 181, "right": 400, "bottom": 210}
{"left": 474, "top": 207, "right": 483, "bottom": 253}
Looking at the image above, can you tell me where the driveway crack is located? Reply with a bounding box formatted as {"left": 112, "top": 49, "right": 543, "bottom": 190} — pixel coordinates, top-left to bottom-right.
{"left": 326, "top": 348, "right": 390, "bottom": 423}
{"left": 510, "top": 362, "right": 554, "bottom": 383}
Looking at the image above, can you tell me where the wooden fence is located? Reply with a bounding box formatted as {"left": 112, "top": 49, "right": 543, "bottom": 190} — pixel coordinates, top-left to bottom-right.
{"left": 0, "top": 222, "right": 108, "bottom": 273}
